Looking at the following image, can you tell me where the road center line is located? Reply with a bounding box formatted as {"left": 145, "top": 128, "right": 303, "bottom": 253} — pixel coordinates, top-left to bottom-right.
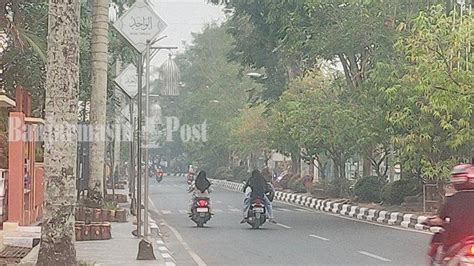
{"left": 358, "top": 251, "right": 391, "bottom": 262}
{"left": 309, "top": 234, "right": 329, "bottom": 241}
{"left": 276, "top": 223, "right": 292, "bottom": 229}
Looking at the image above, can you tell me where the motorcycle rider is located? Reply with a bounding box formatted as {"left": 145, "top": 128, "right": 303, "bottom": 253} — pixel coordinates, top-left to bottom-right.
{"left": 240, "top": 169, "right": 276, "bottom": 224}
{"left": 188, "top": 170, "right": 213, "bottom": 215}
{"left": 427, "top": 163, "right": 474, "bottom": 261}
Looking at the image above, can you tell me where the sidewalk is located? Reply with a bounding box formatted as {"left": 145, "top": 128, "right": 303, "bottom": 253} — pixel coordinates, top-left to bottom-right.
{"left": 76, "top": 215, "right": 165, "bottom": 266}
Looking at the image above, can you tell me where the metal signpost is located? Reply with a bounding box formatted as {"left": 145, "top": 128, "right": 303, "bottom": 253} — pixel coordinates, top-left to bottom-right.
{"left": 113, "top": 0, "right": 167, "bottom": 238}
{"left": 114, "top": 64, "right": 142, "bottom": 217}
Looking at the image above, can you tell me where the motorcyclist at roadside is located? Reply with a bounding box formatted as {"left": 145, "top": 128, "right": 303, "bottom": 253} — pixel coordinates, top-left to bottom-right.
{"left": 240, "top": 169, "right": 276, "bottom": 224}
{"left": 426, "top": 164, "right": 474, "bottom": 261}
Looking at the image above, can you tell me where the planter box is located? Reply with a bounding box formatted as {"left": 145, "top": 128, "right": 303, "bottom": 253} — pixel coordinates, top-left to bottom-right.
{"left": 76, "top": 207, "right": 125, "bottom": 223}
{"left": 114, "top": 209, "right": 127, "bottom": 223}
{"left": 75, "top": 222, "right": 111, "bottom": 241}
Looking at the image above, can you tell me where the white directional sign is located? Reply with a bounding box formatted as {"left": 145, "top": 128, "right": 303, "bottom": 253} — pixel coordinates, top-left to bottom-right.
{"left": 114, "top": 64, "right": 144, "bottom": 98}
{"left": 113, "top": 0, "right": 167, "bottom": 53}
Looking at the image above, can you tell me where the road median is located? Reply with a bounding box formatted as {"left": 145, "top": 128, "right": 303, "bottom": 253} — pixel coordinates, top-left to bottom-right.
{"left": 210, "top": 178, "right": 442, "bottom": 233}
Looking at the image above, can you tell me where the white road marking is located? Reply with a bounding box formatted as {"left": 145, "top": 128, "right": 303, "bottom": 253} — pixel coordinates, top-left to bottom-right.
{"left": 309, "top": 234, "right": 329, "bottom": 241}
{"left": 214, "top": 209, "right": 223, "bottom": 213}
{"left": 216, "top": 200, "right": 223, "bottom": 203}
{"left": 162, "top": 210, "right": 172, "bottom": 215}
{"left": 358, "top": 251, "right": 391, "bottom": 262}
{"left": 276, "top": 223, "right": 292, "bottom": 229}
{"left": 161, "top": 220, "right": 207, "bottom": 266}
{"left": 227, "top": 205, "right": 234, "bottom": 208}
{"left": 161, "top": 253, "right": 172, "bottom": 259}
{"left": 165, "top": 262, "right": 176, "bottom": 266}
{"left": 178, "top": 210, "right": 188, "bottom": 214}
{"left": 149, "top": 197, "right": 158, "bottom": 210}
{"left": 229, "top": 208, "right": 241, "bottom": 212}
{"left": 158, "top": 246, "right": 169, "bottom": 252}
{"left": 295, "top": 208, "right": 312, "bottom": 213}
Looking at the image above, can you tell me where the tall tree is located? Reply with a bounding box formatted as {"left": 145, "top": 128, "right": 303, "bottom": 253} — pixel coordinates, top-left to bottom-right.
{"left": 88, "top": 0, "right": 109, "bottom": 199}
{"left": 37, "top": 0, "right": 80, "bottom": 264}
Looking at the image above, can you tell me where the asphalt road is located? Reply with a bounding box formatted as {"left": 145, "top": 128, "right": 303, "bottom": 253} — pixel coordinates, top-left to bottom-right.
{"left": 149, "top": 176, "right": 430, "bottom": 266}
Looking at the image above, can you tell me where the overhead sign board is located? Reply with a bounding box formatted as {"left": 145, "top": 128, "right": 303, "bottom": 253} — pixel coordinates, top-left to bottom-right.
{"left": 113, "top": 0, "right": 167, "bottom": 53}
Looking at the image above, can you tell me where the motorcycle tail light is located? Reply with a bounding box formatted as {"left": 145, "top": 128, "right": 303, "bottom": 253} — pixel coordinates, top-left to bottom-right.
{"left": 198, "top": 200, "right": 208, "bottom": 207}
{"left": 468, "top": 245, "right": 474, "bottom": 256}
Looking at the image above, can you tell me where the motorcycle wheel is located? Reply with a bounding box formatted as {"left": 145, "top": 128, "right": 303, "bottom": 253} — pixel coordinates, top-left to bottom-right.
{"left": 252, "top": 221, "right": 260, "bottom": 229}
{"left": 197, "top": 220, "right": 204, "bottom": 228}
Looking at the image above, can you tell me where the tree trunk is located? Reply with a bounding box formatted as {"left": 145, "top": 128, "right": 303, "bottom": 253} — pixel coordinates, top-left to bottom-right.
{"left": 290, "top": 152, "right": 300, "bottom": 176}
{"left": 88, "top": 0, "right": 109, "bottom": 200}
{"left": 37, "top": 0, "right": 81, "bottom": 264}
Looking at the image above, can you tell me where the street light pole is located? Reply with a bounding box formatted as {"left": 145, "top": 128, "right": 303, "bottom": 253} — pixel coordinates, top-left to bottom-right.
{"left": 141, "top": 42, "right": 178, "bottom": 237}
{"left": 136, "top": 53, "right": 143, "bottom": 237}
{"left": 143, "top": 40, "right": 151, "bottom": 237}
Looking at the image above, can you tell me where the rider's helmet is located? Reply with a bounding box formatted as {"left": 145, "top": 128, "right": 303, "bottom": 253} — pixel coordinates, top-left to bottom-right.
{"left": 450, "top": 164, "right": 474, "bottom": 191}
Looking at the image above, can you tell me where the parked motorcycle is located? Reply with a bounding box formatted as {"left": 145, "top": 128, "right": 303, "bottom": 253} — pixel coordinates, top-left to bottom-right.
{"left": 424, "top": 217, "right": 474, "bottom": 265}
{"left": 190, "top": 197, "right": 212, "bottom": 227}
{"left": 246, "top": 197, "right": 267, "bottom": 229}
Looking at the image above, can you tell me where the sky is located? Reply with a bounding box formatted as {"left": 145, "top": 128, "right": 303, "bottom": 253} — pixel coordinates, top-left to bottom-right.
{"left": 148, "top": 0, "right": 226, "bottom": 68}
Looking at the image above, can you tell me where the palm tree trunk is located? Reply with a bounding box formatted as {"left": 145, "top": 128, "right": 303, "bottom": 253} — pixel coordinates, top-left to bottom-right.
{"left": 37, "top": 0, "right": 80, "bottom": 264}
{"left": 88, "top": 0, "right": 109, "bottom": 200}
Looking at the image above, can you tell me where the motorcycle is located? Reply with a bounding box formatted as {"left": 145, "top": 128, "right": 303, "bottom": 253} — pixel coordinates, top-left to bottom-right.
{"left": 190, "top": 197, "right": 212, "bottom": 227}
{"left": 187, "top": 173, "right": 195, "bottom": 186}
{"left": 156, "top": 171, "right": 163, "bottom": 183}
{"left": 247, "top": 197, "right": 267, "bottom": 229}
{"left": 424, "top": 218, "right": 474, "bottom": 265}
{"left": 266, "top": 182, "right": 275, "bottom": 202}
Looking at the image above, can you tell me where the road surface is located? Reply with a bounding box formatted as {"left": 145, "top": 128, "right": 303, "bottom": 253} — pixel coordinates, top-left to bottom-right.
{"left": 148, "top": 176, "right": 430, "bottom": 265}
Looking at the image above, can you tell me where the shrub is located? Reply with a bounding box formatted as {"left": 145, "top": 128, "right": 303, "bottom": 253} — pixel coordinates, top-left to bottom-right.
{"left": 213, "top": 167, "right": 233, "bottom": 180}
{"left": 287, "top": 175, "right": 306, "bottom": 193}
{"left": 353, "top": 176, "right": 386, "bottom": 203}
{"left": 323, "top": 178, "right": 354, "bottom": 198}
{"left": 232, "top": 166, "right": 249, "bottom": 182}
{"left": 382, "top": 178, "right": 422, "bottom": 205}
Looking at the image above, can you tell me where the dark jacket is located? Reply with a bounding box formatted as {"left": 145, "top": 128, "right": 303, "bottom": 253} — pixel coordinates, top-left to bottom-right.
{"left": 195, "top": 171, "right": 211, "bottom": 193}
{"left": 243, "top": 170, "right": 267, "bottom": 199}
{"left": 439, "top": 190, "right": 474, "bottom": 248}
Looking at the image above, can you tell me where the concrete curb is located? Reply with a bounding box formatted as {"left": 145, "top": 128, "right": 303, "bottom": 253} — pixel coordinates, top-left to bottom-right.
{"left": 210, "top": 179, "right": 442, "bottom": 233}
{"left": 148, "top": 216, "right": 176, "bottom": 266}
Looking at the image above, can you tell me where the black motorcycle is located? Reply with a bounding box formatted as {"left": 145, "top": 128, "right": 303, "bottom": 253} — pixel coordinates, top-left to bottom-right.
{"left": 190, "top": 197, "right": 212, "bottom": 227}
{"left": 246, "top": 197, "right": 267, "bottom": 229}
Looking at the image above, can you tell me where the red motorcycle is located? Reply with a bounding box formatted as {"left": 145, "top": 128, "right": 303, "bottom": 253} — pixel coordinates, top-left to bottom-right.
{"left": 424, "top": 217, "right": 474, "bottom": 265}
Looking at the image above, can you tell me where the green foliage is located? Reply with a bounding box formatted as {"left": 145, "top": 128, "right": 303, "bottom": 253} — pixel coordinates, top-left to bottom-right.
{"left": 287, "top": 175, "right": 306, "bottom": 193}
{"left": 228, "top": 104, "right": 269, "bottom": 158}
{"left": 2, "top": 1, "right": 48, "bottom": 115}
{"left": 353, "top": 176, "right": 386, "bottom": 203}
{"left": 173, "top": 24, "right": 260, "bottom": 172}
{"left": 382, "top": 178, "right": 422, "bottom": 205}
{"left": 213, "top": 166, "right": 233, "bottom": 180}
{"left": 232, "top": 165, "right": 249, "bottom": 182}
{"left": 384, "top": 5, "right": 473, "bottom": 182}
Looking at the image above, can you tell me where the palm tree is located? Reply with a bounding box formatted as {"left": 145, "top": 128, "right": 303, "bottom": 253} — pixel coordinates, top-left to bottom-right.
{"left": 37, "top": 0, "right": 81, "bottom": 264}
{"left": 88, "top": 0, "right": 109, "bottom": 200}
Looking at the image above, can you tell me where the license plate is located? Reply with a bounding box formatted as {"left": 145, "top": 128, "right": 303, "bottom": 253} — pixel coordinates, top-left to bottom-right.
{"left": 197, "top": 208, "right": 208, "bottom": 213}
{"left": 253, "top": 207, "right": 264, "bottom": 213}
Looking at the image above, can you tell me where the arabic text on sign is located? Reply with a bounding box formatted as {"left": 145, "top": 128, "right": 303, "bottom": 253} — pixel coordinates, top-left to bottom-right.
{"left": 129, "top": 16, "right": 153, "bottom": 31}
